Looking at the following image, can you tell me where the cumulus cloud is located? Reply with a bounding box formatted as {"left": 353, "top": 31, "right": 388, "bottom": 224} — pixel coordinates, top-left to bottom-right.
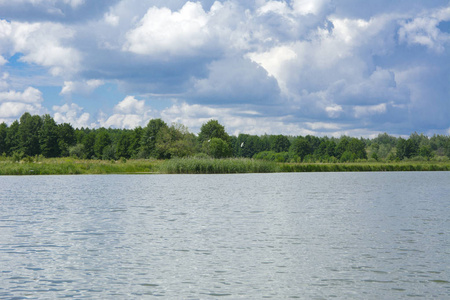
{"left": 0, "top": 87, "right": 44, "bottom": 122}
{"left": 100, "top": 96, "right": 153, "bottom": 129}
{"left": 398, "top": 6, "right": 450, "bottom": 52}
{"left": 52, "top": 102, "right": 91, "bottom": 128}
{"left": 60, "top": 79, "right": 104, "bottom": 95}
{"left": 124, "top": 2, "right": 212, "bottom": 56}
{"left": 0, "top": 19, "right": 81, "bottom": 76}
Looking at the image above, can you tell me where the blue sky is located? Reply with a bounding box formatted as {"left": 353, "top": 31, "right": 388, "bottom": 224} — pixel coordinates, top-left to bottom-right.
{"left": 0, "top": 0, "right": 449, "bottom": 137}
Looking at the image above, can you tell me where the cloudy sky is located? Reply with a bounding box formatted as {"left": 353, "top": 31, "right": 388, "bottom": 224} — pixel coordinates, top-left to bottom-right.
{"left": 0, "top": 0, "right": 449, "bottom": 137}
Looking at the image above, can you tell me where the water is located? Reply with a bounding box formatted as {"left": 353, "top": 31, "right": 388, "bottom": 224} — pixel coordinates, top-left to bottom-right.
{"left": 0, "top": 172, "right": 449, "bottom": 299}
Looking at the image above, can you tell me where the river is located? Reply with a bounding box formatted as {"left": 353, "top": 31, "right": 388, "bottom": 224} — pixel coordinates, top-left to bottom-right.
{"left": 1, "top": 172, "right": 449, "bottom": 299}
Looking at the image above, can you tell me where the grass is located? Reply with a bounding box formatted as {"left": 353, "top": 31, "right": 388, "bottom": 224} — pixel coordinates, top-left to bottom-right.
{"left": 279, "top": 161, "right": 450, "bottom": 172}
{"left": 0, "top": 158, "right": 160, "bottom": 175}
{"left": 159, "top": 157, "right": 277, "bottom": 174}
{"left": 0, "top": 157, "right": 449, "bottom": 175}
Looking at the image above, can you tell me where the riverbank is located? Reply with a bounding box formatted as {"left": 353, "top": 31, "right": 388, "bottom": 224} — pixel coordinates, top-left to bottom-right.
{"left": 1, "top": 157, "right": 450, "bottom": 175}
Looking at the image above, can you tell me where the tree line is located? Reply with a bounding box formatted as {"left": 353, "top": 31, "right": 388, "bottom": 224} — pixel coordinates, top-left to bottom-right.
{"left": 1, "top": 112, "right": 450, "bottom": 162}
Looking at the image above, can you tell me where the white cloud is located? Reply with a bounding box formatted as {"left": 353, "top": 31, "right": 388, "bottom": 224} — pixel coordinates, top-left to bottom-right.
{"left": 398, "top": 6, "right": 450, "bottom": 52}
{"left": 305, "top": 122, "right": 341, "bottom": 130}
{"left": 104, "top": 12, "right": 119, "bottom": 26}
{"left": 292, "top": 0, "right": 332, "bottom": 16}
{"left": 113, "top": 95, "right": 145, "bottom": 114}
{"left": 124, "top": 2, "right": 211, "bottom": 56}
{"left": 325, "top": 105, "right": 343, "bottom": 118}
{"left": 13, "top": 22, "right": 81, "bottom": 76}
{"left": 100, "top": 96, "right": 153, "bottom": 129}
{"left": 60, "top": 79, "right": 104, "bottom": 95}
{"left": 160, "top": 101, "right": 314, "bottom": 136}
{"left": 0, "top": 87, "right": 43, "bottom": 103}
{"left": 52, "top": 103, "right": 90, "bottom": 128}
{"left": 247, "top": 46, "right": 297, "bottom": 95}
{"left": 0, "top": 87, "right": 44, "bottom": 121}
{"left": 353, "top": 103, "right": 387, "bottom": 118}
{"left": 0, "top": 20, "right": 81, "bottom": 76}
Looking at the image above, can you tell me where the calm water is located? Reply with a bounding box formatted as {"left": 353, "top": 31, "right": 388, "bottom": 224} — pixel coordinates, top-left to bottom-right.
{"left": 0, "top": 172, "right": 449, "bottom": 299}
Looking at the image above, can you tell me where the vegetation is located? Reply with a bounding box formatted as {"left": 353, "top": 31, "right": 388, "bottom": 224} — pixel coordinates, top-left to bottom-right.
{"left": 1, "top": 112, "right": 450, "bottom": 175}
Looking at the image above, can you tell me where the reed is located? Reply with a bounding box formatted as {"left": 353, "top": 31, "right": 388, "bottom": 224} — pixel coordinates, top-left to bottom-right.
{"left": 0, "top": 158, "right": 159, "bottom": 175}
{"left": 158, "top": 157, "right": 278, "bottom": 174}
{"left": 279, "top": 162, "right": 450, "bottom": 172}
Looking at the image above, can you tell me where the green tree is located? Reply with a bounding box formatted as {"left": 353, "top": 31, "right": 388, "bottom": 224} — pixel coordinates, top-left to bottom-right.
{"left": 419, "top": 145, "right": 433, "bottom": 159}
{"left": 198, "top": 120, "right": 230, "bottom": 144}
{"left": 235, "top": 134, "right": 262, "bottom": 158}
{"left": 140, "top": 119, "right": 168, "bottom": 158}
{"left": 0, "top": 122, "right": 7, "bottom": 155}
{"left": 270, "top": 135, "right": 290, "bottom": 153}
{"left": 397, "top": 137, "right": 418, "bottom": 160}
{"left": 116, "top": 130, "right": 132, "bottom": 158}
{"left": 204, "top": 137, "right": 232, "bottom": 158}
{"left": 156, "top": 123, "right": 196, "bottom": 158}
{"left": 18, "top": 112, "right": 42, "bottom": 156}
{"left": 335, "top": 137, "right": 350, "bottom": 159}
{"left": 5, "top": 120, "right": 20, "bottom": 155}
{"left": 348, "top": 138, "right": 367, "bottom": 159}
{"left": 314, "top": 139, "right": 337, "bottom": 160}
{"left": 290, "top": 137, "right": 312, "bottom": 161}
{"left": 39, "top": 114, "right": 60, "bottom": 157}
{"left": 82, "top": 131, "right": 96, "bottom": 159}
{"left": 128, "top": 127, "right": 143, "bottom": 158}
{"left": 69, "top": 143, "right": 85, "bottom": 158}
{"left": 58, "top": 123, "right": 76, "bottom": 157}
{"left": 94, "top": 129, "right": 111, "bottom": 159}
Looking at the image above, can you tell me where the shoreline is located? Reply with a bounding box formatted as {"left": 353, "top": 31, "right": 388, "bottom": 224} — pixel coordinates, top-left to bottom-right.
{"left": 1, "top": 158, "right": 449, "bottom": 175}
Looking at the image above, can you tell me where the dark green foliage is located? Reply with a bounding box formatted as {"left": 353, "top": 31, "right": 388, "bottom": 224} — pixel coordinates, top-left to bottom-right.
{"left": 397, "top": 137, "right": 419, "bottom": 160}
{"left": 58, "top": 123, "right": 76, "bottom": 157}
{"left": 18, "top": 112, "right": 42, "bottom": 156}
{"left": 204, "top": 137, "right": 232, "bottom": 158}
{"left": 116, "top": 130, "right": 132, "bottom": 159}
{"left": 102, "top": 145, "right": 117, "bottom": 160}
{"left": 140, "top": 119, "right": 168, "bottom": 158}
{"left": 82, "top": 131, "right": 96, "bottom": 159}
{"left": 39, "top": 115, "right": 60, "bottom": 157}
{"left": 270, "top": 134, "right": 290, "bottom": 153}
{"left": 5, "top": 120, "right": 20, "bottom": 155}
{"left": 69, "top": 143, "right": 85, "bottom": 158}
{"left": 155, "top": 123, "right": 196, "bottom": 159}
{"left": 94, "top": 130, "right": 111, "bottom": 158}
{"left": 0, "top": 122, "right": 7, "bottom": 155}
{"left": 198, "top": 119, "right": 230, "bottom": 144}
{"left": 253, "top": 151, "right": 289, "bottom": 162}
{"left": 290, "top": 137, "right": 312, "bottom": 161}
{"left": 234, "top": 134, "right": 263, "bottom": 158}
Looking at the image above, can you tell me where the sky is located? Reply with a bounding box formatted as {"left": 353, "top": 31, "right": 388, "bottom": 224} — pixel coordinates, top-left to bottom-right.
{"left": 0, "top": 0, "right": 449, "bottom": 137}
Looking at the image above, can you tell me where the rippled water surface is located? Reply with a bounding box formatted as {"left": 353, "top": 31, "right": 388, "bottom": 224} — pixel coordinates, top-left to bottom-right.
{"left": 1, "top": 172, "right": 449, "bottom": 299}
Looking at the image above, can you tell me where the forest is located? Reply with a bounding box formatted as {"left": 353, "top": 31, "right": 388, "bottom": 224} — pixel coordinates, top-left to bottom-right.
{"left": 1, "top": 112, "right": 450, "bottom": 163}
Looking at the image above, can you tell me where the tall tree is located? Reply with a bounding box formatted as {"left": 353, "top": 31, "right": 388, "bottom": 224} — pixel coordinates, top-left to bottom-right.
{"left": 18, "top": 112, "right": 42, "bottom": 156}
{"left": 39, "top": 114, "right": 60, "bottom": 157}
{"left": 0, "top": 122, "right": 7, "bottom": 155}
{"left": 5, "top": 120, "right": 20, "bottom": 155}
{"left": 58, "top": 123, "right": 76, "bottom": 157}
{"left": 290, "top": 137, "right": 312, "bottom": 161}
{"left": 94, "top": 129, "right": 111, "bottom": 159}
{"left": 140, "top": 119, "right": 168, "bottom": 158}
{"left": 270, "top": 135, "right": 290, "bottom": 153}
{"left": 198, "top": 120, "right": 230, "bottom": 144}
